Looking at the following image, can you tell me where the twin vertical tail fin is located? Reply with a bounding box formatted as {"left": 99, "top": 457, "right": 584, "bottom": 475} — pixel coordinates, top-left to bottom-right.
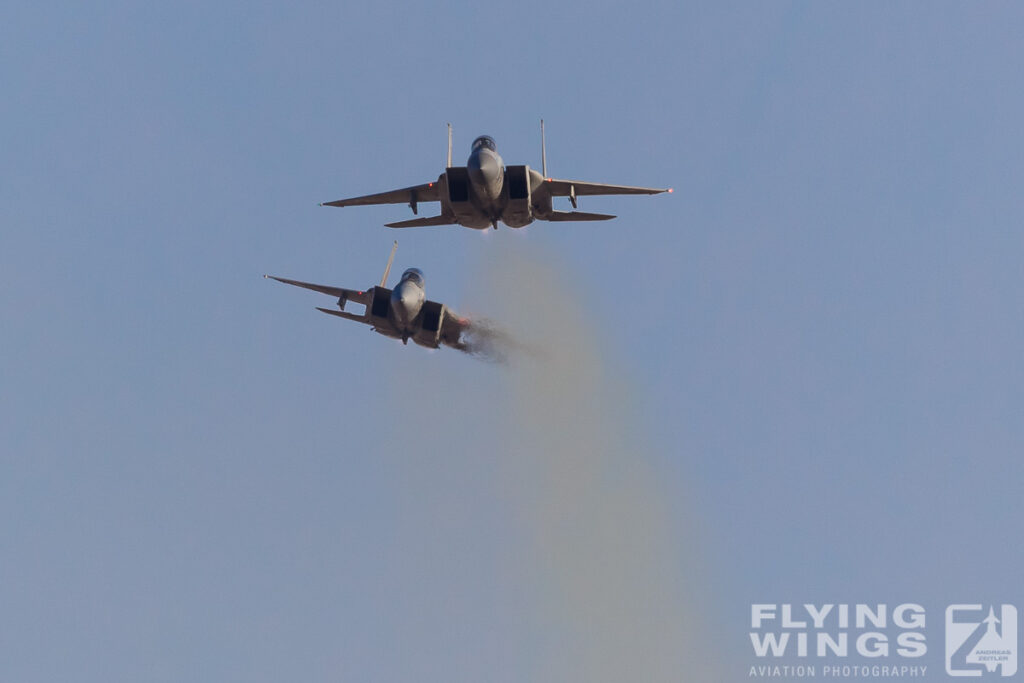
{"left": 380, "top": 240, "right": 398, "bottom": 287}
{"left": 446, "top": 122, "right": 453, "bottom": 168}
{"left": 447, "top": 119, "right": 548, "bottom": 173}
{"left": 449, "top": 119, "right": 547, "bottom": 175}
{"left": 540, "top": 118, "right": 547, "bottom": 177}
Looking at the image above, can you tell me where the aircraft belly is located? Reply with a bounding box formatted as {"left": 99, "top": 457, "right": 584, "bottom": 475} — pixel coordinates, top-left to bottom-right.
{"left": 372, "top": 326, "right": 403, "bottom": 340}
{"left": 500, "top": 212, "right": 533, "bottom": 228}
{"left": 455, "top": 213, "right": 492, "bottom": 230}
{"left": 412, "top": 337, "right": 441, "bottom": 349}
{"left": 469, "top": 179, "right": 502, "bottom": 208}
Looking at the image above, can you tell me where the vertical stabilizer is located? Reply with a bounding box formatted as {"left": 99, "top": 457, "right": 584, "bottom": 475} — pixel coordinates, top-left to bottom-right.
{"left": 380, "top": 240, "right": 398, "bottom": 287}
{"left": 540, "top": 118, "right": 547, "bottom": 177}
{"left": 447, "top": 123, "right": 453, "bottom": 168}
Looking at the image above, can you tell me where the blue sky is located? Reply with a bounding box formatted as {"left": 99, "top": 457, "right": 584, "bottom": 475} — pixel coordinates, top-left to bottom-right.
{"left": 3, "top": 2, "right": 1023, "bottom": 681}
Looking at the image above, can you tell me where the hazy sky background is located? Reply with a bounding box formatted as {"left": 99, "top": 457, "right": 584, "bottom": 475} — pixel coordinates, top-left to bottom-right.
{"left": 3, "top": 2, "right": 1023, "bottom": 681}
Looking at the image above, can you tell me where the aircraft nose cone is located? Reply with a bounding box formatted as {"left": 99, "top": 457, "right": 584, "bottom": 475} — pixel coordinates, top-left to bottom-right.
{"left": 390, "top": 282, "right": 423, "bottom": 329}
{"left": 468, "top": 148, "right": 503, "bottom": 202}
{"left": 468, "top": 149, "right": 500, "bottom": 182}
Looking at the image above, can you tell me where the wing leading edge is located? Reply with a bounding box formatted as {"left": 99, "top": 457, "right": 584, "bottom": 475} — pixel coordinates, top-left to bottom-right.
{"left": 321, "top": 180, "right": 442, "bottom": 208}
{"left": 540, "top": 178, "right": 670, "bottom": 197}
{"left": 264, "top": 275, "right": 370, "bottom": 305}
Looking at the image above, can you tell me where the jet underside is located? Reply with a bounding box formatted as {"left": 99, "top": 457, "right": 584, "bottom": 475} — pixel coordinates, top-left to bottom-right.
{"left": 321, "top": 131, "right": 669, "bottom": 230}
{"left": 421, "top": 165, "right": 550, "bottom": 230}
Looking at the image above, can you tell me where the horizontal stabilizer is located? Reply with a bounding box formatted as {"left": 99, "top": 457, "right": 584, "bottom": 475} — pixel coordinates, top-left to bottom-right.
{"left": 316, "top": 307, "right": 367, "bottom": 323}
{"left": 545, "top": 211, "right": 616, "bottom": 222}
{"left": 385, "top": 215, "right": 457, "bottom": 229}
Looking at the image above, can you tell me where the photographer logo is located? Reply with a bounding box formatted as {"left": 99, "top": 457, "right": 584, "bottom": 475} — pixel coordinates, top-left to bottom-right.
{"left": 945, "top": 604, "right": 1017, "bottom": 677}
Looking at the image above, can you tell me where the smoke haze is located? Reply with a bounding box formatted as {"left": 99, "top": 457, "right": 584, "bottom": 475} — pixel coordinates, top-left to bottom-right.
{"left": 475, "top": 244, "right": 713, "bottom": 681}
{"left": 456, "top": 317, "right": 536, "bottom": 365}
{"left": 379, "top": 243, "right": 714, "bottom": 681}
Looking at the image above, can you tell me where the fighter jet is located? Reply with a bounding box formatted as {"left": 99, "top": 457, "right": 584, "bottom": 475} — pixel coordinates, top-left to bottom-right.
{"left": 265, "top": 242, "right": 470, "bottom": 350}
{"left": 321, "top": 121, "right": 671, "bottom": 230}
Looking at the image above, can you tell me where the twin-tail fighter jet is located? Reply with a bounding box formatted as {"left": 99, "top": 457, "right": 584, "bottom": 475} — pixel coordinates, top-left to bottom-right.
{"left": 321, "top": 121, "right": 671, "bottom": 230}
{"left": 265, "top": 242, "right": 470, "bottom": 350}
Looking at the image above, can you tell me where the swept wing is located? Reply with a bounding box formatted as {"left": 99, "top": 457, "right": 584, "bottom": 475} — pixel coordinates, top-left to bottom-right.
{"left": 321, "top": 180, "right": 442, "bottom": 208}
{"left": 264, "top": 275, "right": 371, "bottom": 305}
{"left": 540, "top": 178, "right": 670, "bottom": 197}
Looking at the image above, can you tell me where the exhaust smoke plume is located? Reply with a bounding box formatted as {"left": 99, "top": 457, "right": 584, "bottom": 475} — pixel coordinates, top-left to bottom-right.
{"left": 456, "top": 318, "right": 539, "bottom": 365}
{"left": 477, "top": 244, "right": 714, "bottom": 682}
{"left": 381, "top": 244, "right": 716, "bottom": 681}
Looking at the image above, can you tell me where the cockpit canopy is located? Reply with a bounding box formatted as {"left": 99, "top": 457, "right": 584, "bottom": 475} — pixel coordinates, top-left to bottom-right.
{"left": 472, "top": 135, "right": 496, "bottom": 152}
{"left": 400, "top": 268, "right": 424, "bottom": 286}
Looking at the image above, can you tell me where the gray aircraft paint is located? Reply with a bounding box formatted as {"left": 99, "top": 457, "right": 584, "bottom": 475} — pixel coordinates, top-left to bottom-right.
{"left": 390, "top": 269, "right": 426, "bottom": 331}
{"left": 321, "top": 124, "right": 671, "bottom": 230}
{"left": 266, "top": 244, "right": 484, "bottom": 352}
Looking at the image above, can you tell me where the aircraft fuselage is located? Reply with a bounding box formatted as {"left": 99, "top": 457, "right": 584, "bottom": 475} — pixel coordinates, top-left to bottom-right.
{"left": 389, "top": 268, "right": 426, "bottom": 339}
{"left": 466, "top": 139, "right": 505, "bottom": 222}
{"left": 321, "top": 126, "right": 669, "bottom": 230}
{"left": 444, "top": 136, "right": 550, "bottom": 230}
